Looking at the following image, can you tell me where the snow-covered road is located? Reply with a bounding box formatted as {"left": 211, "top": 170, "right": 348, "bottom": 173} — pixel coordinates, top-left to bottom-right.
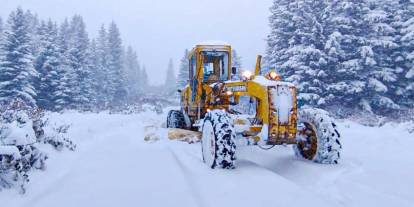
{"left": 1, "top": 109, "right": 413, "bottom": 207}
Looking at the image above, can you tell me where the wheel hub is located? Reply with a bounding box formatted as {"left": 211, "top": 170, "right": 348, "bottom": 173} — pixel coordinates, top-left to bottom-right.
{"left": 297, "top": 122, "right": 318, "bottom": 160}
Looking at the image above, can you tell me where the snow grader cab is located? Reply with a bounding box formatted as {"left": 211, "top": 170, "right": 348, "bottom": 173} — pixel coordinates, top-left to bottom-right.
{"left": 167, "top": 42, "right": 342, "bottom": 169}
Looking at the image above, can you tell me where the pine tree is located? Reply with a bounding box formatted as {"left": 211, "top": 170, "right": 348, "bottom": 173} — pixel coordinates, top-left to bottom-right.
{"left": 265, "top": 0, "right": 414, "bottom": 115}
{"left": 177, "top": 49, "right": 189, "bottom": 88}
{"left": 363, "top": 1, "right": 400, "bottom": 113}
{"left": 87, "top": 39, "right": 100, "bottom": 109}
{"left": 95, "top": 25, "right": 110, "bottom": 108}
{"left": 325, "top": 0, "right": 403, "bottom": 114}
{"left": 322, "top": 0, "right": 374, "bottom": 113}
{"left": 141, "top": 65, "right": 148, "bottom": 89}
{"left": 54, "top": 18, "right": 75, "bottom": 110}
{"left": 264, "top": 0, "right": 295, "bottom": 71}
{"left": 107, "top": 21, "right": 127, "bottom": 107}
{"left": 265, "top": 0, "right": 328, "bottom": 107}
{"left": 34, "top": 20, "right": 62, "bottom": 110}
{"left": 0, "top": 17, "right": 3, "bottom": 41}
{"left": 68, "top": 15, "right": 93, "bottom": 110}
{"left": 124, "top": 46, "right": 141, "bottom": 100}
{"left": 54, "top": 61, "right": 73, "bottom": 111}
{"left": 0, "top": 8, "right": 37, "bottom": 106}
{"left": 165, "top": 58, "right": 176, "bottom": 94}
{"left": 58, "top": 19, "right": 70, "bottom": 56}
{"left": 24, "top": 10, "right": 40, "bottom": 58}
{"left": 399, "top": 0, "right": 414, "bottom": 107}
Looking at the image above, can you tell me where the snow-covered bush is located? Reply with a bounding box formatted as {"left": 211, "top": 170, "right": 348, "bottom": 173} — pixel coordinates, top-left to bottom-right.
{"left": 0, "top": 100, "right": 47, "bottom": 193}
{"left": 33, "top": 110, "right": 76, "bottom": 151}
{"left": 0, "top": 145, "right": 29, "bottom": 194}
{"left": 0, "top": 99, "right": 75, "bottom": 193}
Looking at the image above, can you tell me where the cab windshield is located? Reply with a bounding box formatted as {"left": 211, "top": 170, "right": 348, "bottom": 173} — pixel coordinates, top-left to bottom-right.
{"left": 202, "top": 51, "right": 229, "bottom": 82}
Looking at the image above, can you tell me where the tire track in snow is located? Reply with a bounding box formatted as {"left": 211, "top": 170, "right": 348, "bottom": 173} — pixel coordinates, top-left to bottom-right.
{"left": 168, "top": 147, "right": 206, "bottom": 207}
{"left": 168, "top": 142, "right": 340, "bottom": 207}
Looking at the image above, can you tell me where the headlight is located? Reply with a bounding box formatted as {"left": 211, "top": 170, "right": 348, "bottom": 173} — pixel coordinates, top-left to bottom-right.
{"left": 242, "top": 71, "right": 253, "bottom": 80}
{"left": 267, "top": 71, "right": 281, "bottom": 81}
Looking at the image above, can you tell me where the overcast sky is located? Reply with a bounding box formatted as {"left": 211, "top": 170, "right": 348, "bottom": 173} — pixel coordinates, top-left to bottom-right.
{"left": 1, "top": 0, "right": 273, "bottom": 85}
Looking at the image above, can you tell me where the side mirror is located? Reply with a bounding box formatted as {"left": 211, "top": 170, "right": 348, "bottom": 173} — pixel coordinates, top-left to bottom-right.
{"left": 231, "top": 67, "right": 237, "bottom": 75}
{"left": 177, "top": 89, "right": 182, "bottom": 93}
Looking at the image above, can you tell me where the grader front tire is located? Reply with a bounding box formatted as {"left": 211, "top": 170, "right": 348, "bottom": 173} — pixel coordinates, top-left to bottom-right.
{"left": 201, "top": 110, "right": 237, "bottom": 169}
{"left": 294, "top": 108, "right": 342, "bottom": 164}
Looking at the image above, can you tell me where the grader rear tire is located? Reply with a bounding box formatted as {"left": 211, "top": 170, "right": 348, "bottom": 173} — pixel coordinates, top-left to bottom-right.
{"left": 294, "top": 108, "right": 342, "bottom": 164}
{"left": 201, "top": 110, "right": 236, "bottom": 169}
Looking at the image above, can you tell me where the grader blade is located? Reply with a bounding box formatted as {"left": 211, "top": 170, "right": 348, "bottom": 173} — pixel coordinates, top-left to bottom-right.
{"left": 144, "top": 125, "right": 200, "bottom": 144}
{"left": 168, "top": 128, "right": 201, "bottom": 144}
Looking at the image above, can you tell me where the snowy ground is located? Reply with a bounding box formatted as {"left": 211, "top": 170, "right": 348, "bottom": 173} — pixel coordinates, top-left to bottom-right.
{"left": 1, "top": 108, "right": 413, "bottom": 207}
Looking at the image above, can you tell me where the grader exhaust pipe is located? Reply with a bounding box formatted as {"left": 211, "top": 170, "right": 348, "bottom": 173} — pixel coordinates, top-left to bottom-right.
{"left": 255, "top": 55, "right": 262, "bottom": 76}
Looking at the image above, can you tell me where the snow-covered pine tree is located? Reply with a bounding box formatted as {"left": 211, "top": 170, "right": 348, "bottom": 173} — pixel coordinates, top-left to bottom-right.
{"left": 107, "top": 21, "right": 128, "bottom": 107}
{"left": 53, "top": 61, "right": 73, "bottom": 111}
{"left": 265, "top": 0, "right": 328, "bottom": 107}
{"left": 68, "top": 15, "right": 94, "bottom": 110}
{"left": 58, "top": 19, "right": 70, "bottom": 56}
{"left": 0, "top": 8, "right": 37, "bottom": 106}
{"left": 24, "top": 10, "right": 39, "bottom": 35}
{"left": 265, "top": 0, "right": 413, "bottom": 117}
{"left": 87, "top": 39, "right": 100, "bottom": 110}
{"left": 124, "top": 46, "right": 141, "bottom": 101}
{"left": 176, "top": 49, "right": 189, "bottom": 89}
{"left": 164, "top": 58, "right": 176, "bottom": 95}
{"left": 264, "top": 0, "right": 295, "bottom": 71}
{"left": 54, "top": 18, "right": 75, "bottom": 110}
{"left": 24, "top": 10, "right": 40, "bottom": 59}
{"left": 95, "top": 25, "right": 110, "bottom": 108}
{"left": 363, "top": 1, "right": 400, "bottom": 114}
{"left": 0, "top": 17, "right": 3, "bottom": 40}
{"left": 141, "top": 65, "right": 149, "bottom": 90}
{"left": 34, "top": 20, "right": 62, "bottom": 110}
{"left": 399, "top": 0, "right": 414, "bottom": 108}
{"left": 32, "top": 20, "right": 46, "bottom": 102}
{"left": 322, "top": 0, "right": 373, "bottom": 114}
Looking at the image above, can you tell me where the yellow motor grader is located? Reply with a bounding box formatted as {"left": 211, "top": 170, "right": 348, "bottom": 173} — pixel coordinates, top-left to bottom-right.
{"left": 167, "top": 42, "right": 342, "bottom": 169}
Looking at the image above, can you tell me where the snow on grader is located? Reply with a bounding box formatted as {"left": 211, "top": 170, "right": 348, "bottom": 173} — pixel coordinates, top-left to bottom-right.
{"left": 165, "top": 42, "right": 342, "bottom": 169}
